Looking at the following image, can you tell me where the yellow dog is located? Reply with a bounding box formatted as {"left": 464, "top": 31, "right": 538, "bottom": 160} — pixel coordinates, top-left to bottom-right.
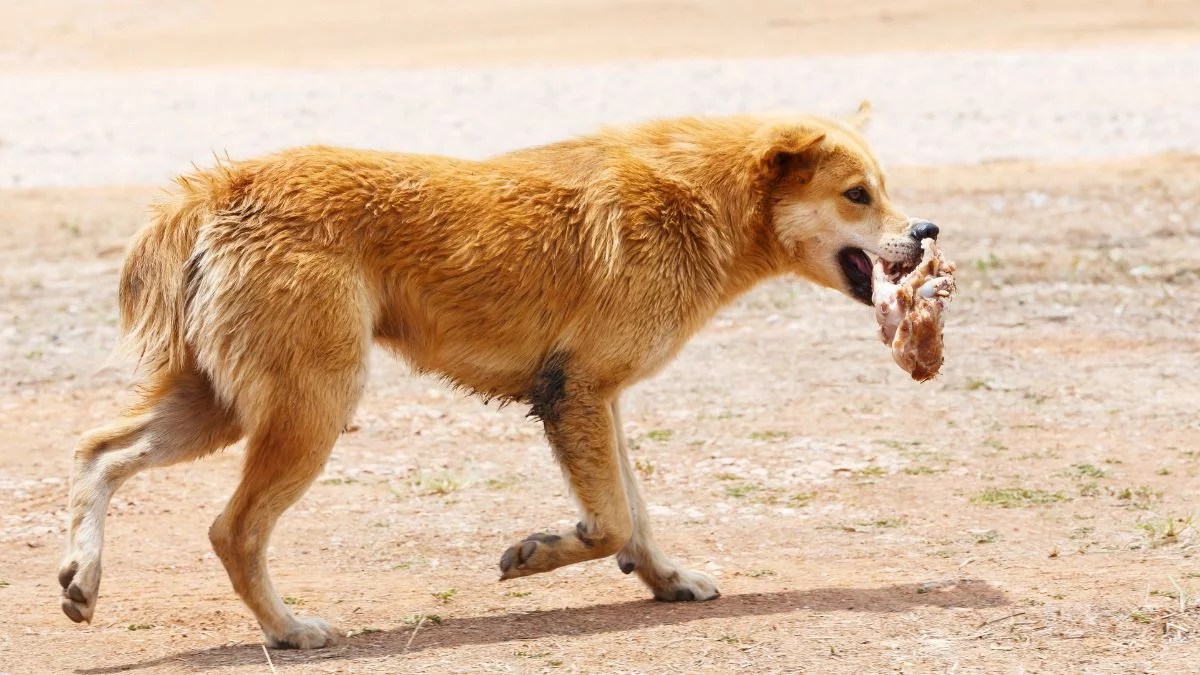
{"left": 60, "top": 106, "right": 939, "bottom": 648}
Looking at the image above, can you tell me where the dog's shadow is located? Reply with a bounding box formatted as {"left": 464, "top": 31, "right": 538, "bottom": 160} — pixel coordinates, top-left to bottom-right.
{"left": 80, "top": 580, "right": 1007, "bottom": 672}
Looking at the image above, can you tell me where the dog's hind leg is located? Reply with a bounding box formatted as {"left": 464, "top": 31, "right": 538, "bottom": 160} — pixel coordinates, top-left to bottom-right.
{"left": 204, "top": 285, "right": 368, "bottom": 649}
{"left": 498, "top": 363, "right": 634, "bottom": 580}
{"left": 59, "top": 369, "right": 243, "bottom": 623}
{"left": 611, "top": 398, "right": 720, "bottom": 601}
{"left": 207, "top": 365, "right": 364, "bottom": 649}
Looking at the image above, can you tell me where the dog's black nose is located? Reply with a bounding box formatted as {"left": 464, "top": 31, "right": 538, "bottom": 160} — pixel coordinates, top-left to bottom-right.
{"left": 909, "top": 220, "right": 939, "bottom": 241}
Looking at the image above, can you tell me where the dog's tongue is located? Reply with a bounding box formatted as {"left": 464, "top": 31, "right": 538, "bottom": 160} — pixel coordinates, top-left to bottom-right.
{"left": 849, "top": 250, "right": 872, "bottom": 278}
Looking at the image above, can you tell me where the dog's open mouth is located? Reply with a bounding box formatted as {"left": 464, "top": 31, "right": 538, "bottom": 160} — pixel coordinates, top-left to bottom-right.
{"left": 838, "top": 247, "right": 920, "bottom": 305}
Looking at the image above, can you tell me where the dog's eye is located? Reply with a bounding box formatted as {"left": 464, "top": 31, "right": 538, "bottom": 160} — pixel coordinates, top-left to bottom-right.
{"left": 844, "top": 187, "right": 871, "bottom": 205}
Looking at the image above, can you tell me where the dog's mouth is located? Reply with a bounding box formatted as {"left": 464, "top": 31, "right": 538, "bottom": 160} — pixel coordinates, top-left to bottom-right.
{"left": 879, "top": 256, "right": 920, "bottom": 284}
{"left": 838, "top": 247, "right": 921, "bottom": 305}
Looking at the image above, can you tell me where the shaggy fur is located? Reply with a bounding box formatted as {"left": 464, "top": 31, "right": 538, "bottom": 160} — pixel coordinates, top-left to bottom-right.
{"left": 59, "top": 108, "right": 932, "bottom": 648}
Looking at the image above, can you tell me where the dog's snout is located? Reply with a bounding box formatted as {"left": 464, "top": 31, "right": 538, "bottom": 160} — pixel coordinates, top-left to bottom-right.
{"left": 909, "top": 220, "right": 939, "bottom": 241}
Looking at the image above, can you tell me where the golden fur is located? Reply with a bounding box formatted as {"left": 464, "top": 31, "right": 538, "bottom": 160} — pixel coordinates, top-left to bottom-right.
{"left": 60, "top": 108, "right": 931, "bottom": 648}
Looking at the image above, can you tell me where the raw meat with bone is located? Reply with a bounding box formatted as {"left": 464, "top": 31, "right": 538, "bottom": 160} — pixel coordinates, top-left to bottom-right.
{"left": 871, "top": 239, "right": 957, "bottom": 381}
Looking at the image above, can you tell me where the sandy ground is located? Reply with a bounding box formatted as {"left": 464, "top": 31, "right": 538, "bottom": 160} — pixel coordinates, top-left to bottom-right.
{"left": 2, "top": 0, "right": 1200, "bottom": 71}
{"left": 2, "top": 1, "right": 1200, "bottom": 673}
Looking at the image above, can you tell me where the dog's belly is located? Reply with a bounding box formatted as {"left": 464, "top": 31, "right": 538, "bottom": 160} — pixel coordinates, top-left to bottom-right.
{"left": 429, "top": 347, "right": 540, "bottom": 402}
{"left": 625, "top": 331, "right": 688, "bottom": 383}
{"left": 376, "top": 324, "right": 543, "bottom": 403}
{"left": 374, "top": 281, "right": 693, "bottom": 401}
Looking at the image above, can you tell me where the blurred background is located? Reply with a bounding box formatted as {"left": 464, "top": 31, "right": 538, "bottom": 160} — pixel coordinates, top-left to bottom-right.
{"left": 1, "top": 2, "right": 1198, "bottom": 673}
{"left": 2, "top": 0, "right": 1198, "bottom": 186}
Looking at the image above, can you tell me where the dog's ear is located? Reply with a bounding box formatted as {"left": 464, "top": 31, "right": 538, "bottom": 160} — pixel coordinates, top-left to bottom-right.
{"left": 758, "top": 124, "right": 826, "bottom": 182}
{"left": 845, "top": 100, "right": 871, "bottom": 132}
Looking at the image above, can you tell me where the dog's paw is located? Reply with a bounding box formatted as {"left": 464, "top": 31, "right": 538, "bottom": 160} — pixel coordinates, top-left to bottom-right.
{"left": 650, "top": 568, "right": 721, "bottom": 602}
{"left": 498, "top": 532, "right": 561, "bottom": 580}
{"left": 615, "top": 549, "right": 638, "bottom": 574}
{"left": 58, "top": 558, "right": 101, "bottom": 623}
{"left": 266, "top": 617, "right": 345, "bottom": 650}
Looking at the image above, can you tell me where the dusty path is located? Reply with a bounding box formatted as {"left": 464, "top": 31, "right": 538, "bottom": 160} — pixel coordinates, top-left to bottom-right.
{"left": 3, "top": 44, "right": 1200, "bottom": 187}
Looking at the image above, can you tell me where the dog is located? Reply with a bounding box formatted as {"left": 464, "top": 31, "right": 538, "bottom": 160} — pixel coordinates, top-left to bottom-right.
{"left": 58, "top": 104, "right": 940, "bottom": 648}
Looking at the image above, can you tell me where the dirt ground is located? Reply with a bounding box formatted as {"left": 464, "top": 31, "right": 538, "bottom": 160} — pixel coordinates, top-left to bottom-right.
{"left": 3, "top": 2, "right": 1200, "bottom": 673}
{"left": 2, "top": 157, "right": 1198, "bottom": 673}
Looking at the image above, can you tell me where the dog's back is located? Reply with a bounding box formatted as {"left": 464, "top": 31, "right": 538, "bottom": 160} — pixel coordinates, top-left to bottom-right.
{"left": 122, "top": 134, "right": 762, "bottom": 404}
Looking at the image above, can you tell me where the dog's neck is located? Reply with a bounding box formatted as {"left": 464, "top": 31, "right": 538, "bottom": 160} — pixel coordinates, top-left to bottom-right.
{"left": 633, "top": 133, "right": 792, "bottom": 306}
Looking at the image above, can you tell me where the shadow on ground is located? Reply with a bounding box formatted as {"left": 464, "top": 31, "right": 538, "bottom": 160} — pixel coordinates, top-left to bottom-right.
{"left": 80, "top": 579, "right": 1007, "bottom": 672}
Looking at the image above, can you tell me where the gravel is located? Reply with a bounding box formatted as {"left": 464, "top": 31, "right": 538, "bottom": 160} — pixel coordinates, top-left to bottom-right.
{"left": 2, "top": 44, "right": 1198, "bottom": 188}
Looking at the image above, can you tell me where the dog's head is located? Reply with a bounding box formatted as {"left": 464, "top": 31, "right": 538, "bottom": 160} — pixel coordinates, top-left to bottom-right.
{"left": 758, "top": 107, "right": 938, "bottom": 305}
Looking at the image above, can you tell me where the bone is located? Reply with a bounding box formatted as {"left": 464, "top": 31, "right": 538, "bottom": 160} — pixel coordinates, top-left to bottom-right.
{"left": 871, "top": 239, "right": 957, "bottom": 381}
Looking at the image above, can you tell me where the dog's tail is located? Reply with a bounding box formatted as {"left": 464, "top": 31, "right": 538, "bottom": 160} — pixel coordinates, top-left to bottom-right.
{"left": 118, "top": 163, "right": 239, "bottom": 376}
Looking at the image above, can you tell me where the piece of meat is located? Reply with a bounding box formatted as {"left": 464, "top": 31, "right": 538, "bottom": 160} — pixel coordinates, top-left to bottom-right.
{"left": 871, "top": 239, "right": 957, "bottom": 381}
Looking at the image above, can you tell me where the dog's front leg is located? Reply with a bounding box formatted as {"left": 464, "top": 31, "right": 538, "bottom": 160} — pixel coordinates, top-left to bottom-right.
{"left": 499, "top": 371, "right": 632, "bottom": 580}
{"left": 610, "top": 399, "right": 720, "bottom": 601}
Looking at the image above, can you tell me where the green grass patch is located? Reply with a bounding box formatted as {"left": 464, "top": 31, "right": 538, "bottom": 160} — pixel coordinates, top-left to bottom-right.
{"left": 789, "top": 491, "right": 817, "bottom": 507}
{"left": 724, "top": 484, "right": 760, "bottom": 498}
{"left": 634, "top": 458, "right": 655, "bottom": 479}
{"left": 1070, "top": 463, "right": 1107, "bottom": 479}
{"left": 1117, "top": 485, "right": 1161, "bottom": 501}
{"left": 982, "top": 438, "right": 1008, "bottom": 452}
{"left": 972, "top": 487, "right": 1065, "bottom": 508}
{"left": 966, "top": 378, "right": 991, "bottom": 391}
{"left": 403, "top": 613, "right": 442, "bottom": 625}
{"left": 415, "top": 475, "right": 461, "bottom": 496}
{"left": 1138, "top": 514, "right": 1194, "bottom": 546}
{"left": 485, "top": 475, "right": 521, "bottom": 490}
{"left": 974, "top": 530, "right": 1000, "bottom": 544}
{"left": 749, "top": 430, "right": 790, "bottom": 442}
{"left": 1130, "top": 611, "right": 1155, "bottom": 624}
{"left": 902, "top": 465, "right": 942, "bottom": 476}
{"left": 746, "top": 569, "right": 777, "bottom": 577}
